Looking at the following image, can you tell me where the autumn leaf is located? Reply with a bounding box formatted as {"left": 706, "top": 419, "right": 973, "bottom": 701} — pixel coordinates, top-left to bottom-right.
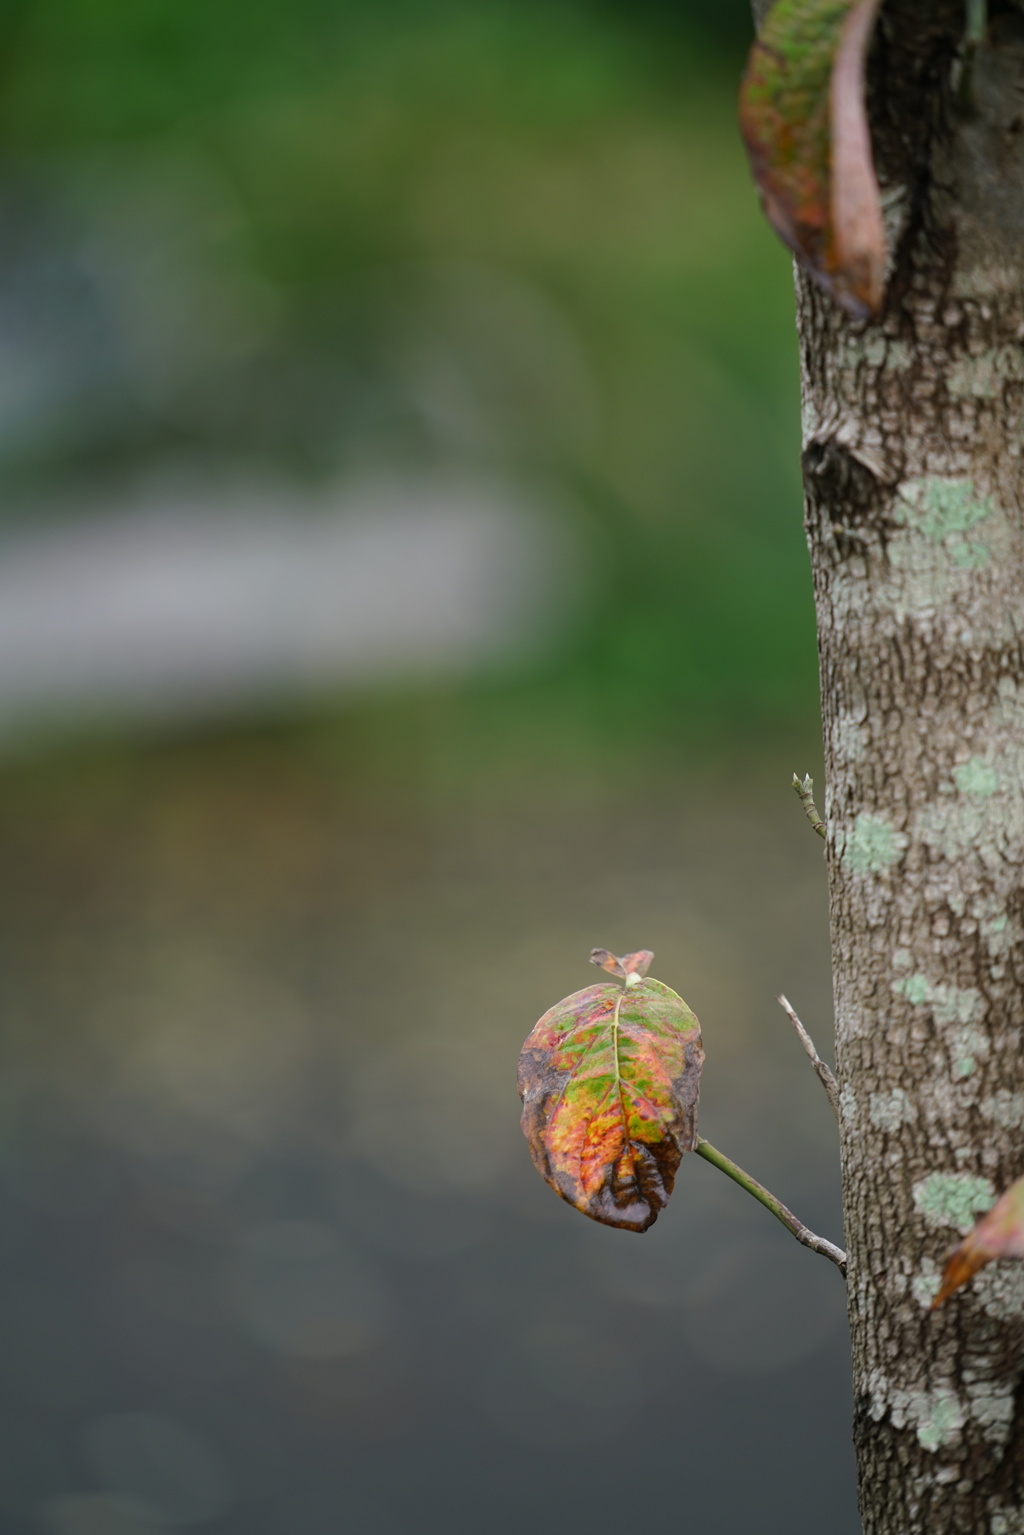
{"left": 739, "top": 0, "right": 886, "bottom": 318}
{"left": 932, "top": 1175, "right": 1024, "bottom": 1308}
{"left": 517, "top": 949, "right": 704, "bottom": 1232}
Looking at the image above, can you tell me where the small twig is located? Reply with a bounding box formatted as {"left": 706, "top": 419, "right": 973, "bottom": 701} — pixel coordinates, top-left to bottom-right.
{"left": 791, "top": 772, "right": 826, "bottom": 839}
{"left": 696, "top": 1138, "right": 847, "bottom": 1276}
{"left": 959, "top": 0, "right": 986, "bottom": 111}
{"left": 777, "top": 994, "right": 841, "bottom": 1121}
{"left": 966, "top": 0, "right": 987, "bottom": 42}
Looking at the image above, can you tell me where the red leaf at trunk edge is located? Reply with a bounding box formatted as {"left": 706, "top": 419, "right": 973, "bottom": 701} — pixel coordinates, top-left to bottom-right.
{"left": 738, "top": 0, "right": 886, "bottom": 319}
{"left": 932, "top": 1175, "right": 1024, "bottom": 1308}
{"left": 829, "top": 0, "right": 886, "bottom": 315}
{"left": 518, "top": 951, "right": 704, "bottom": 1232}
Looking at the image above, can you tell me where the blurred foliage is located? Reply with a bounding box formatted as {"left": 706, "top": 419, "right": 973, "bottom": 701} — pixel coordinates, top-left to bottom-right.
{"left": 0, "top": 0, "right": 812, "bottom": 773}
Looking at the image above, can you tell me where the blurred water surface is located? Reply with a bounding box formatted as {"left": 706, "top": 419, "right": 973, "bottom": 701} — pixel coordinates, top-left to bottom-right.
{"left": 0, "top": 736, "right": 858, "bottom": 1535}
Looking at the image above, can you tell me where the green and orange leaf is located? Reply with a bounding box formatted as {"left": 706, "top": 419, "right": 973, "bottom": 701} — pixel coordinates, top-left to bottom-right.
{"left": 739, "top": 0, "right": 886, "bottom": 317}
{"left": 517, "top": 950, "right": 703, "bottom": 1232}
{"left": 933, "top": 1175, "right": 1024, "bottom": 1309}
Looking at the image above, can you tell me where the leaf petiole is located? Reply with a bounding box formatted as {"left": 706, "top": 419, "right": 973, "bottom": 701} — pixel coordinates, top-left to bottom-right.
{"left": 695, "top": 1138, "right": 847, "bottom": 1276}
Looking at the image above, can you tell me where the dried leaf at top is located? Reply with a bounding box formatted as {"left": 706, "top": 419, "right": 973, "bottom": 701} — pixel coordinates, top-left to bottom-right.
{"left": 589, "top": 947, "right": 653, "bottom": 982}
{"left": 739, "top": 0, "right": 886, "bottom": 317}
{"left": 932, "top": 1175, "right": 1024, "bottom": 1308}
{"left": 518, "top": 951, "right": 704, "bottom": 1232}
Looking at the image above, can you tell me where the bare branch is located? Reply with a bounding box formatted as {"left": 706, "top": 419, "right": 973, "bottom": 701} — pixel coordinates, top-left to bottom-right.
{"left": 792, "top": 772, "right": 827, "bottom": 839}
{"left": 778, "top": 994, "right": 841, "bottom": 1121}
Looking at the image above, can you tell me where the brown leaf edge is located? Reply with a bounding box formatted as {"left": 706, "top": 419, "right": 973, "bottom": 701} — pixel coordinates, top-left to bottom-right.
{"left": 740, "top": 0, "right": 887, "bottom": 319}
{"left": 829, "top": 0, "right": 886, "bottom": 317}
{"left": 589, "top": 948, "right": 654, "bottom": 983}
{"left": 932, "top": 1173, "right": 1024, "bottom": 1309}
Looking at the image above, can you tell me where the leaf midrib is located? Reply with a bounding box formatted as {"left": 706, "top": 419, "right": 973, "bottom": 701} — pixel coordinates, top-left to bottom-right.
{"left": 611, "top": 984, "right": 631, "bottom": 1166}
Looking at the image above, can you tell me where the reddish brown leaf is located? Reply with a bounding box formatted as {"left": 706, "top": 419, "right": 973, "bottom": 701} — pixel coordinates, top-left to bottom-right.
{"left": 738, "top": 0, "right": 886, "bottom": 318}
{"left": 932, "top": 1175, "right": 1024, "bottom": 1308}
{"left": 518, "top": 951, "right": 703, "bottom": 1232}
{"left": 933, "top": 1172, "right": 1024, "bottom": 1307}
{"left": 829, "top": 0, "right": 886, "bottom": 312}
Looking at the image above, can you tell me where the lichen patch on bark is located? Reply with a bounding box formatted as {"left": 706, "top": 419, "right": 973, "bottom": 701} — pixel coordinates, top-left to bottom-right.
{"left": 837, "top": 331, "right": 914, "bottom": 373}
{"left": 915, "top": 729, "right": 1024, "bottom": 860}
{"left": 897, "top": 477, "right": 996, "bottom": 540}
{"left": 980, "top": 1090, "right": 1024, "bottom": 1130}
{"left": 955, "top": 757, "right": 1001, "bottom": 798}
{"left": 870, "top": 1087, "right": 915, "bottom": 1131}
{"left": 963, "top": 1377, "right": 1016, "bottom": 1447}
{"left": 883, "top": 477, "right": 1007, "bottom": 607}
{"left": 952, "top": 1027, "right": 988, "bottom": 1079}
{"left": 913, "top": 1174, "right": 996, "bottom": 1234}
{"left": 912, "top": 1259, "right": 942, "bottom": 1309}
{"left": 893, "top": 973, "right": 984, "bottom": 1027}
{"left": 870, "top": 1374, "right": 966, "bottom": 1452}
{"left": 842, "top": 812, "right": 908, "bottom": 874}
{"left": 948, "top": 347, "right": 1024, "bottom": 401}
{"left": 834, "top": 711, "right": 867, "bottom": 762}
{"left": 974, "top": 1262, "right": 1024, "bottom": 1323}
{"left": 914, "top": 1391, "right": 966, "bottom": 1453}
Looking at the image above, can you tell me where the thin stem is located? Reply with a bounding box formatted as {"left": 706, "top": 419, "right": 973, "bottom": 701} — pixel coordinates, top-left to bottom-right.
{"left": 959, "top": 0, "right": 986, "bottom": 110}
{"left": 778, "top": 994, "right": 841, "bottom": 1121}
{"left": 695, "top": 1137, "right": 847, "bottom": 1276}
{"left": 791, "top": 773, "right": 826, "bottom": 840}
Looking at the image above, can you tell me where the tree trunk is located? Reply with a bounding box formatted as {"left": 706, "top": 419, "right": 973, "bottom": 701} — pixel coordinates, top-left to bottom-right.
{"left": 792, "top": 2, "right": 1024, "bottom": 1530}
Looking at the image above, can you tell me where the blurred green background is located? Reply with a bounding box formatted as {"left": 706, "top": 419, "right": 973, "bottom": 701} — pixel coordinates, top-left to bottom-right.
{"left": 0, "top": 0, "right": 813, "bottom": 763}
{"left": 0, "top": 4, "right": 856, "bottom": 1535}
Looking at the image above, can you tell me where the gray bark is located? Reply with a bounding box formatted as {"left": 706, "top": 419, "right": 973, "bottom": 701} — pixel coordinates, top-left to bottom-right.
{"left": 797, "top": 2, "right": 1024, "bottom": 1530}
